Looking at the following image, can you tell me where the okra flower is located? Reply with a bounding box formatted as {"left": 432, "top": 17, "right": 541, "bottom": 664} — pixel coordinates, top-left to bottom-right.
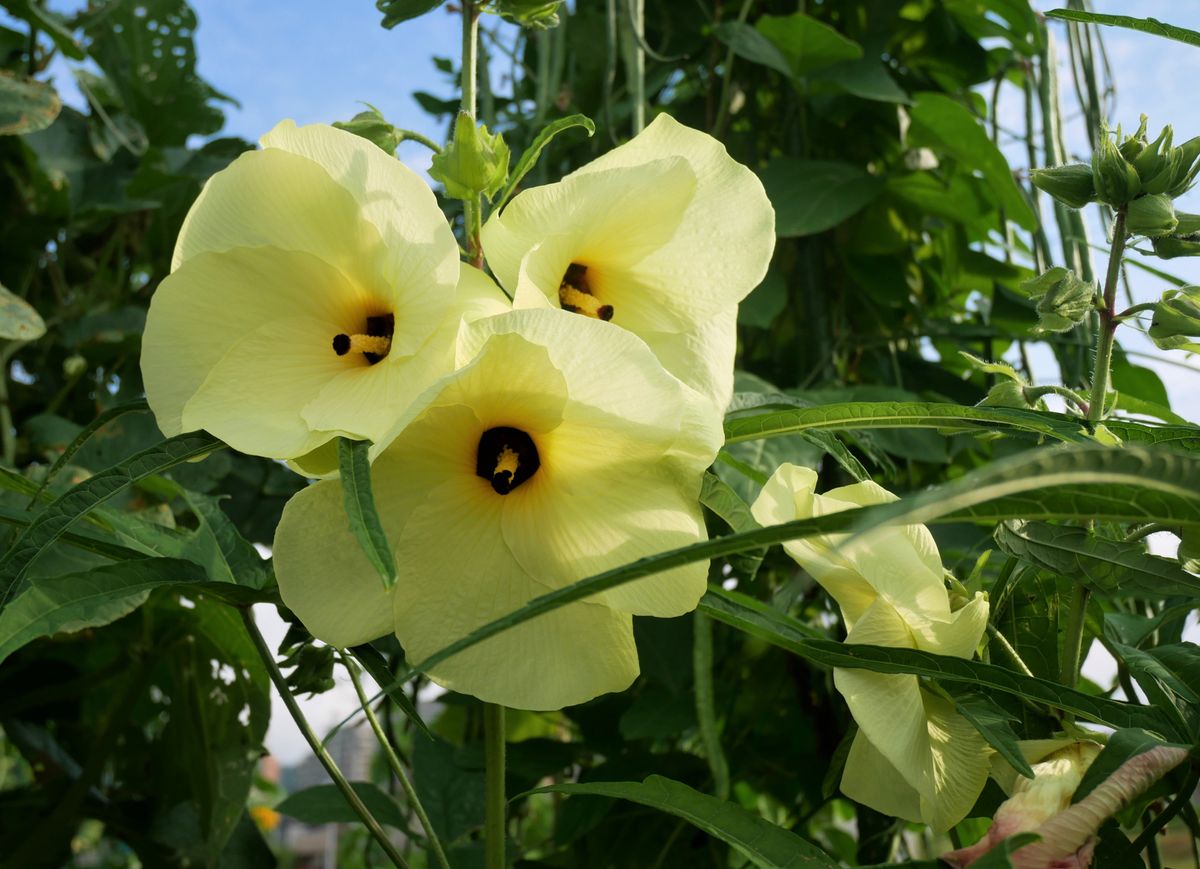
{"left": 273, "top": 308, "right": 722, "bottom": 710}
{"left": 480, "top": 114, "right": 774, "bottom": 409}
{"left": 141, "top": 120, "right": 504, "bottom": 469}
{"left": 752, "top": 465, "right": 991, "bottom": 831}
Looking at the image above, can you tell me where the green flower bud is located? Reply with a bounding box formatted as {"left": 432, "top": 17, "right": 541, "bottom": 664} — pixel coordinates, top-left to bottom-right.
{"left": 1092, "top": 126, "right": 1141, "bottom": 207}
{"left": 430, "top": 111, "right": 511, "bottom": 201}
{"left": 978, "top": 381, "right": 1030, "bottom": 409}
{"left": 1125, "top": 193, "right": 1178, "bottom": 237}
{"left": 1165, "top": 135, "right": 1200, "bottom": 198}
{"left": 1030, "top": 163, "right": 1096, "bottom": 209}
{"left": 1118, "top": 115, "right": 1149, "bottom": 162}
{"left": 333, "top": 105, "right": 405, "bottom": 155}
{"left": 62, "top": 354, "right": 87, "bottom": 378}
{"left": 492, "top": 0, "right": 564, "bottom": 29}
{"left": 1090, "top": 424, "right": 1122, "bottom": 446}
{"left": 1149, "top": 286, "right": 1200, "bottom": 353}
{"left": 1021, "top": 267, "right": 1098, "bottom": 334}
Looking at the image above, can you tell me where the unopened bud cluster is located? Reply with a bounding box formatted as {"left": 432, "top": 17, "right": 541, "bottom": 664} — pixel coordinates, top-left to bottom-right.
{"left": 1031, "top": 117, "right": 1200, "bottom": 235}
{"left": 1020, "top": 266, "right": 1097, "bottom": 334}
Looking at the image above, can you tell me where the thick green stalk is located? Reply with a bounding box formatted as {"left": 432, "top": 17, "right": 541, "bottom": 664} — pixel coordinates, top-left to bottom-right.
{"left": 1060, "top": 583, "right": 1091, "bottom": 689}
{"left": 345, "top": 656, "right": 451, "bottom": 869}
{"left": 1088, "top": 210, "right": 1127, "bottom": 422}
{"left": 242, "top": 611, "right": 409, "bottom": 868}
{"left": 460, "top": 1, "right": 483, "bottom": 267}
{"left": 484, "top": 703, "right": 507, "bottom": 869}
{"left": 627, "top": 0, "right": 645, "bottom": 134}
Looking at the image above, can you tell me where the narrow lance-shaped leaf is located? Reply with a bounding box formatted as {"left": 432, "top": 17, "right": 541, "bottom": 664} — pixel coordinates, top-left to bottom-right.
{"left": 388, "top": 444, "right": 1200, "bottom": 697}
{"left": 950, "top": 692, "right": 1036, "bottom": 779}
{"left": 526, "top": 775, "right": 836, "bottom": 868}
{"left": 699, "top": 587, "right": 1181, "bottom": 738}
{"left": 699, "top": 472, "right": 766, "bottom": 581}
{"left": 0, "top": 431, "right": 224, "bottom": 605}
{"left": 1045, "top": 10, "right": 1200, "bottom": 49}
{"left": 493, "top": 113, "right": 595, "bottom": 212}
{"left": 337, "top": 437, "right": 397, "bottom": 590}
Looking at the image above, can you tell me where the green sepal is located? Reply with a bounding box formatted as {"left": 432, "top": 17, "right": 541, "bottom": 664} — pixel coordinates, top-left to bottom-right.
{"left": 429, "top": 111, "right": 511, "bottom": 201}
{"left": 1126, "top": 193, "right": 1178, "bottom": 238}
{"left": 1149, "top": 286, "right": 1200, "bottom": 353}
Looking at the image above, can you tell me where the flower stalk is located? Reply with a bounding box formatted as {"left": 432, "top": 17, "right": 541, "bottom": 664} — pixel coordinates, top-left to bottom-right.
{"left": 344, "top": 654, "right": 451, "bottom": 869}
{"left": 242, "top": 610, "right": 409, "bottom": 869}
{"left": 1087, "top": 209, "right": 1127, "bottom": 422}
{"left": 460, "top": 0, "right": 484, "bottom": 267}
{"left": 484, "top": 702, "right": 507, "bottom": 869}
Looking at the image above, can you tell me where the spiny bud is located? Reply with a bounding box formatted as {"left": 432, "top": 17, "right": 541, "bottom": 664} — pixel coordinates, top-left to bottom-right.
{"left": 1148, "top": 286, "right": 1200, "bottom": 353}
{"left": 978, "top": 381, "right": 1031, "bottom": 409}
{"left": 430, "top": 111, "right": 511, "bottom": 201}
{"left": 1030, "top": 163, "right": 1096, "bottom": 209}
{"left": 1092, "top": 125, "right": 1141, "bottom": 207}
{"left": 1021, "top": 267, "right": 1098, "bottom": 334}
{"left": 1125, "top": 193, "right": 1178, "bottom": 237}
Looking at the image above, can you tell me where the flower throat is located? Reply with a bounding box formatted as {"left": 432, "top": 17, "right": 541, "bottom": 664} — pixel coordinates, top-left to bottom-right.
{"left": 476, "top": 427, "right": 540, "bottom": 494}
{"left": 332, "top": 313, "right": 395, "bottom": 364}
{"left": 559, "top": 263, "right": 613, "bottom": 321}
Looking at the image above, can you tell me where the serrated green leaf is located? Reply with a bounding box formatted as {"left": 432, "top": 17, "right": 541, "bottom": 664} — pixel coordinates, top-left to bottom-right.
{"left": 276, "top": 781, "right": 408, "bottom": 828}
{"left": 337, "top": 437, "right": 396, "bottom": 590}
{"left": 0, "top": 558, "right": 209, "bottom": 665}
{"left": 493, "top": 113, "right": 594, "bottom": 212}
{"left": 528, "top": 775, "right": 836, "bottom": 868}
{"left": 0, "top": 431, "right": 224, "bottom": 605}
{"left": 995, "top": 520, "right": 1200, "bottom": 598}
{"left": 1045, "top": 10, "right": 1200, "bottom": 49}
{"left": 697, "top": 587, "right": 1179, "bottom": 737}
{"left": 951, "top": 692, "right": 1035, "bottom": 779}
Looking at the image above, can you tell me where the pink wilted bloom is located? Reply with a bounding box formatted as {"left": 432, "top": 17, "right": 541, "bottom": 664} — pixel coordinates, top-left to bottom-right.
{"left": 944, "top": 743, "right": 1190, "bottom": 869}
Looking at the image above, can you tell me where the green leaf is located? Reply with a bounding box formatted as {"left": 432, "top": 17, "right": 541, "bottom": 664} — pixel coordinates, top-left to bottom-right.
{"left": 337, "top": 437, "right": 397, "bottom": 590}
{"left": 816, "top": 54, "right": 910, "bottom": 104}
{"left": 1045, "top": 10, "right": 1200, "bottom": 49}
{"left": 27, "top": 399, "right": 150, "bottom": 507}
{"left": 995, "top": 520, "right": 1200, "bottom": 599}
{"left": 712, "top": 22, "right": 793, "bottom": 77}
{"left": 413, "top": 735, "right": 486, "bottom": 843}
{"left": 756, "top": 13, "right": 863, "bottom": 77}
{"left": 951, "top": 692, "right": 1035, "bottom": 779}
{"left": 697, "top": 587, "right": 1180, "bottom": 737}
{"left": 908, "top": 92, "right": 1036, "bottom": 230}
{"left": 350, "top": 644, "right": 435, "bottom": 741}
{"left": 3, "top": 0, "right": 85, "bottom": 59}
{"left": 0, "top": 558, "right": 210, "bottom": 666}
{"left": 699, "top": 472, "right": 766, "bottom": 581}
{"left": 0, "top": 72, "right": 60, "bottom": 136}
{"left": 528, "top": 775, "right": 836, "bottom": 868}
{"left": 377, "top": 0, "right": 445, "bottom": 28}
{"left": 758, "top": 159, "right": 884, "bottom": 237}
{"left": 0, "top": 283, "right": 46, "bottom": 340}
{"left": 276, "top": 782, "right": 408, "bottom": 829}
{"left": 969, "top": 833, "right": 1042, "bottom": 869}
{"left": 494, "top": 113, "right": 595, "bottom": 212}
{"left": 724, "top": 401, "right": 1091, "bottom": 445}
{"left": 0, "top": 502, "right": 145, "bottom": 563}
{"left": 0, "top": 431, "right": 224, "bottom": 604}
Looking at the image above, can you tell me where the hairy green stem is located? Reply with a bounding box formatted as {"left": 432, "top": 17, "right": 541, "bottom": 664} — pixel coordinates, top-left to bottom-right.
{"left": 1060, "top": 583, "right": 1091, "bottom": 689}
{"left": 396, "top": 129, "right": 443, "bottom": 153}
{"left": 1088, "top": 210, "right": 1127, "bottom": 422}
{"left": 693, "top": 611, "right": 730, "bottom": 799}
{"left": 1114, "top": 301, "right": 1157, "bottom": 322}
{"left": 1123, "top": 523, "right": 1170, "bottom": 543}
{"left": 242, "top": 611, "right": 409, "bottom": 868}
{"left": 1023, "top": 384, "right": 1089, "bottom": 414}
{"left": 484, "top": 703, "right": 507, "bottom": 869}
{"left": 986, "top": 623, "right": 1035, "bottom": 678}
{"left": 344, "top": 656, "right": 451, "bottom": 869}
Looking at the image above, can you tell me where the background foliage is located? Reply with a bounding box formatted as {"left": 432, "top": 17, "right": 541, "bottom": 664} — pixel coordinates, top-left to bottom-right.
{"left": 3, "top": 0, "right": 1200, "bottom": 867}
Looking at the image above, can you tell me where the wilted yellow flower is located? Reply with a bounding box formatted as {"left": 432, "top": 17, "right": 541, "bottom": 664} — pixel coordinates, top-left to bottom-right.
{"left": 273, "top": 309, "right": 722, "bottom": 710}
{"left": 480, "top": 113, "right": 774, "bottom": 409}
{"left": 141, "top": 120, "right": 507, "bottom": 469}
{"left": 752, "top": 464, "right": 991, "bottom": 831}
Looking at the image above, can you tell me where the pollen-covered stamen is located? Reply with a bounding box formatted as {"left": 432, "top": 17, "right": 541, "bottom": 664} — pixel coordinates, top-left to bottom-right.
{"left": 558, "top": 263, "right": 613, "bottom": 321}
{"left": 477, "top": 426, "right": 540, "bottom": 494}
{"left": 333, "top": 312, "right": 395, "bottom": 364}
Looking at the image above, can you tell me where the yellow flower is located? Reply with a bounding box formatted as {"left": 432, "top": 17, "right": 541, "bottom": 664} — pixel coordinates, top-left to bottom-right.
{"left": 480, "top": 114, "right": 774, "bottom": 409}
{"left": 249, "top": 804, "right": 281, "bottom": 832}
{"left": 272, "top": 308, "right": 722, "bottom": 710}
{"left": 141, "top": 120, "right": 508, "bottom": 469}
{"left": 752, "top": 464, "right": 991, "bottom": 831}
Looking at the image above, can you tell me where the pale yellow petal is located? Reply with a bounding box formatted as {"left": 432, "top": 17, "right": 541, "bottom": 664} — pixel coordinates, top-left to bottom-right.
{"left": 908, "top": 592, "right": 989, "bottom": 659}
{"left": 182, "top": 315, "right": 347, "bottom": 458}
{"left": 501, "top": 455, "right": 709, "bottom": 614}
{"left": 835, "top": 668, "right": 931, "bottom": 797}
{"left": 841, "top": 730, "right": 925, "bottom": 824}
{"left": 273, "top": 477, "right": 395, "bottom": 647}
{"left": 922, "top": 690, "right": 993, "bottom": 831}
{"left": 641, "top": 306, "right": 738, "bottom": 411}
{"left": 392, "top": 475, "right": 640, "bottom": 711}
{"left": 259, "top": 120, "right": 459, "bottom": 351}
{"left": 142, "top": 246, "right": 363, "bottom": 443}
{"left": 172, "top": 146, "right": 389, "bottom": 279}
